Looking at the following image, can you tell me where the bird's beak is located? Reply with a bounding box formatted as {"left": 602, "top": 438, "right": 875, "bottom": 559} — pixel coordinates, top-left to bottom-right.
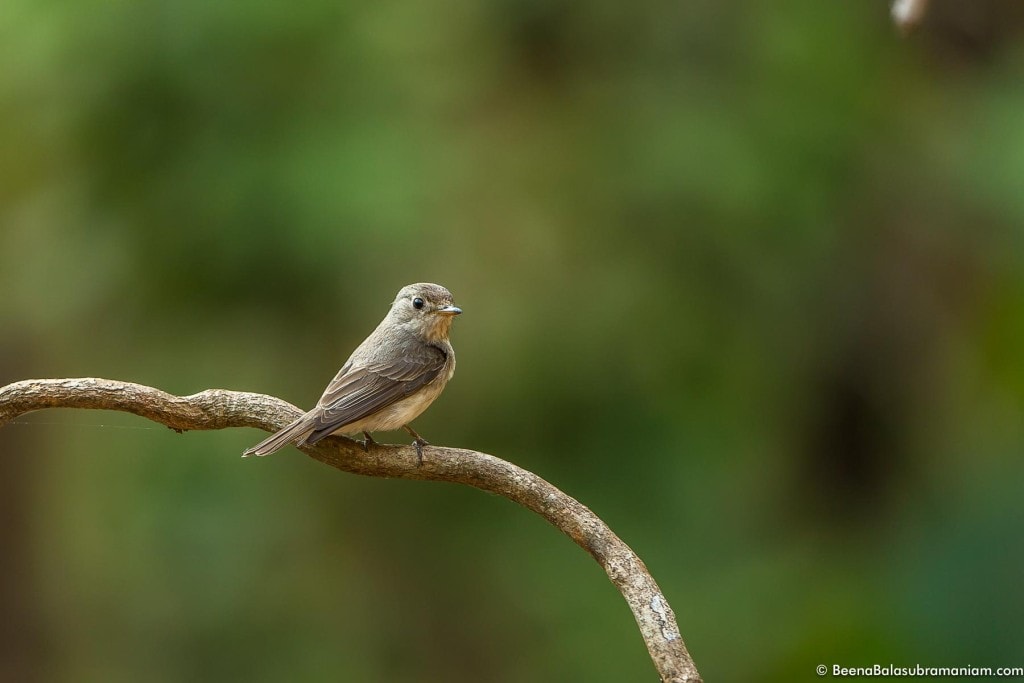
{"left": 437, "top": 305, "right": 462, "bottom": 316}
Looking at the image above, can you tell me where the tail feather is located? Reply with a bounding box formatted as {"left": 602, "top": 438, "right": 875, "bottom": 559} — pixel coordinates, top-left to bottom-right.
{"left": 242, "top": 415, "right": 315, "bottom": 457}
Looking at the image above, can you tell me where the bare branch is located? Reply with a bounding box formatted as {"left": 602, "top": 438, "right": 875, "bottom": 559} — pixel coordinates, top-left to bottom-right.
{"left": 892, "top": 0, "right": 930, "bottom": 33}
{"left": 0, "top": 377, "right": 701, "bottom": 683}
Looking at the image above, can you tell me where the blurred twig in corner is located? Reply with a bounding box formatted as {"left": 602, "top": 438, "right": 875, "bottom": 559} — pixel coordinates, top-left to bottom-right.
{"left": 892, "top": 0, "right": 930, "bottom": 33}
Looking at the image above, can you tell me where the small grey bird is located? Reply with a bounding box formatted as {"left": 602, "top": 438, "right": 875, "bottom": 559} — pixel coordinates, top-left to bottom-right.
{"left": 243, "top": 283, "right": 461, "bottom": 458}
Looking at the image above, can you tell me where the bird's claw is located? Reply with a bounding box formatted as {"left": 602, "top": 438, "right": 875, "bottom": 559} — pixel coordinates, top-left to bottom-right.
{"left": 402, "top": 425, "right": 429, "bottom": 465}
{"left": 361, "top": 431, "right": 377, "bottom": 452}
{"left": 412, "top": 438, "right": 429, "bottom": 465}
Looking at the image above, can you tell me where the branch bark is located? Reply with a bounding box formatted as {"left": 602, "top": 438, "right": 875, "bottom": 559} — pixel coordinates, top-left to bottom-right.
{"left": 0, "top": 377, "right": 701, "bottom": 683}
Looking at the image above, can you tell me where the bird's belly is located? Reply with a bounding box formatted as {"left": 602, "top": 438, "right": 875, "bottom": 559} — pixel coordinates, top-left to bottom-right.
{"left": 333, "top": 378, "right": 448, "bottom": 436}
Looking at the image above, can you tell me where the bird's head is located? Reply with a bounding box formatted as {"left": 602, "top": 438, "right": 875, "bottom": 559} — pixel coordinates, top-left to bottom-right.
{"left": 389, "top": 283, "right": 462, "bottom": 342}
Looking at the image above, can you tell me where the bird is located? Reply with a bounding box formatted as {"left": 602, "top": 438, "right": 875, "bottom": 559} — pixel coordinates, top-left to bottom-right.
{"left": 243, "top": 283, "right": 461, "bottom": 459}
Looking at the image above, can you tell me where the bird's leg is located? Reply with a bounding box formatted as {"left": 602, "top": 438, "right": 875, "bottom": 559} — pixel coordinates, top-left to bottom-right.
{"left": 403, "top": 425, "right": 429, "bottom": 464}
{"left": 361, "top": 431, "right": 378, "bottom": 452}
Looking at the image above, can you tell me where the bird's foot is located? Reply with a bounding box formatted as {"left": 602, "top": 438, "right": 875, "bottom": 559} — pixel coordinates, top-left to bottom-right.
{"left": 412, "top": 438, "right": 430, "bottom": 465}
{"left": 403, "top": 425, "right": 429, "bottom": 465}
{"left": 361, "top": 431, "right": 378, "bottom": 452}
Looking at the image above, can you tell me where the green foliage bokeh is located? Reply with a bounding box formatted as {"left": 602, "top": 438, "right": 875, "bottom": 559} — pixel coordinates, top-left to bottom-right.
{"left": 2, "top": 1, "right": 1024, "bottom": 681}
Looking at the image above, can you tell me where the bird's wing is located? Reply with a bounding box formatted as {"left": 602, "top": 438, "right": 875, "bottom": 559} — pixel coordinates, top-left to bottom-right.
{"left": 302, "top": 345, "right": 447, "bottom": 445}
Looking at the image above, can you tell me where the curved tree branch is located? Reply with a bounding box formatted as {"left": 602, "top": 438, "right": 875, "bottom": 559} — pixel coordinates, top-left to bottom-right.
{"left": 0, "top": 377, "right": 701, "bottom": 683}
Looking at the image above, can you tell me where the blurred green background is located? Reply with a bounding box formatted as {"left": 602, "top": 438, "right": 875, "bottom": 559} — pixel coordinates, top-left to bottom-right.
{"left": 2, "top": 0, "right": 1024, "bottom": 681}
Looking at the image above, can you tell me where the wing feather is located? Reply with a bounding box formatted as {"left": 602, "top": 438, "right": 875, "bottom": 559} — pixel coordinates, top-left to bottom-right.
{"left": 302, "top": 345, "right": 447, "bottom": 444}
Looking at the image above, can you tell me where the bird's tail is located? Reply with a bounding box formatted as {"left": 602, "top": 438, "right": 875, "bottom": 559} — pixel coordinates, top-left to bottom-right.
{"left": 242, "top": 415, "right": 314, "bottom": 457}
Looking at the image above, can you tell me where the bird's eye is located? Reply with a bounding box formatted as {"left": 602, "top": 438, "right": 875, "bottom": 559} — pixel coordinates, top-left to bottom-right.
{"left": 412, "top": 297, "right": 425, "bottom": 310}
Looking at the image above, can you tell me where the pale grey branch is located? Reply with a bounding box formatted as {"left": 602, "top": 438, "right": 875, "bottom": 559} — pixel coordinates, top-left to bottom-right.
{"left": 0, "top": 377, "right": 701, "bottom": 683}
